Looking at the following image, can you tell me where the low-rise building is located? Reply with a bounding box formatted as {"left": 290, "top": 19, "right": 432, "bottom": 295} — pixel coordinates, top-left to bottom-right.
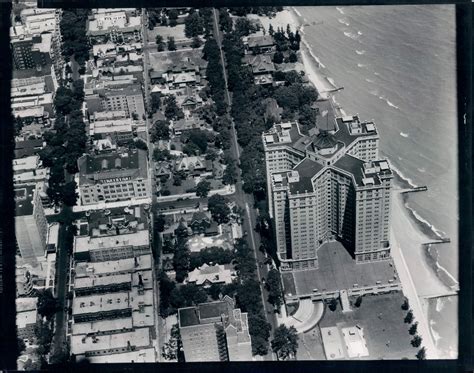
{"left": 245, "top": 35, "right": 275, "bottom": 54}
{"left": 178, "top": 295, "right": 252, "bottom": 362}
{"left": 73, "top": 230, "right": 150, "bottom": 262}
{"left": 77, "top": 149, "right": 149, "bottom": 205}
{"left": 15, "top": 184, "right": 48, "bottom": 267}
{"left": 89, "top": 117, "right": 134, "bottom": 144}
{"left": 99, "top": 84, "right": 145, "bottom": 118}
{"left": 86, "top": 10, "right": 141, "bottom": 44}
{"left": 186, "top": 264, "right": 236, "bottom": 287}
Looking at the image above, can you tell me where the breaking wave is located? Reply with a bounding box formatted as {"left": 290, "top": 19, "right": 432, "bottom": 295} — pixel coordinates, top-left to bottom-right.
{"left": 338, "top": 18, "right": 350, "bottom": 26}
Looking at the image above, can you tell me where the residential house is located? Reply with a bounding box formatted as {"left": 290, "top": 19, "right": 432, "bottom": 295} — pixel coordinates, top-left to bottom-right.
{"left": 186, "top": 264, "right": 236, "bottom": 287}
{"left": 244, "top": 54, "right": 275, "bottom": 86}
{"left": 245, "top": 35, "right": 275, "bottom": 54}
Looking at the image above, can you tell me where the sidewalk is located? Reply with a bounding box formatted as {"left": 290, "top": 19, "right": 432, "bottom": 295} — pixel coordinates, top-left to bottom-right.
{"left": 72, "top": 197, "right": 152, "bottom": 212}
{"left": 156, "top": 185, "right": 235, "bottom": 202}
{"left": 391, "top": 230, "right": 439, "bottom": 359}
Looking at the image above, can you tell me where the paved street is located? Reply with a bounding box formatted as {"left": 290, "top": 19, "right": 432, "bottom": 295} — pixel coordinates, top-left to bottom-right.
{"left": 211, "top": 9, "right": 277, "bottom": 360}
{"left": 141, "top": 9, "right": 162, "bottom": 362}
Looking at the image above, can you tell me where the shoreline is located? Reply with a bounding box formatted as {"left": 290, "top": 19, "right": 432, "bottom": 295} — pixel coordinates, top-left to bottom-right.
{"left": 252, "top": 7, "right": 456, "bottom": 358}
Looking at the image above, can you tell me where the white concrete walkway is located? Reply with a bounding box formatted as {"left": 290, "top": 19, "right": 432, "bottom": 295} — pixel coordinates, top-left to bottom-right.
{"left": 156, "top": 185, "right": 235, "bottom": 202}
{"left": 277, "top": 299, "right": 325, "bottom": 334}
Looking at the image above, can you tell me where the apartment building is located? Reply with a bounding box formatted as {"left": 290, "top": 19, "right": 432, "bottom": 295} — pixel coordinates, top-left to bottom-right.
{"left": 73, "top": 230, "right": 149, "bottom": 262}
{"left": 178, "top": 295, "right": 252, "bottom": 362}
{"left": 70, "top": 254, "right": 156, "bottom": 361}
{"left": 263, "top": 115, "right": 391, "bottom": 272}
{"left": 77, "top": 148, "right": 149, "bottom": 205}
{"left": 14, "top": 183, "right": 48, "bottom": 267}
{"left": 89, "top": 117, "right": 134, "bottom": 144}
{"left": 100, "top": 85, "right": 145, "bottom": 119}
{"left": 86, "top": 10, "right": 141, "bottom": 43}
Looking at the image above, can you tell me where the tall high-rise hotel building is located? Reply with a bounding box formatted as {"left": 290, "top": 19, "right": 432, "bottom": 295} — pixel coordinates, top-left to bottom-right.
{"left": 263, "top": 114, "right": 393, "bottom": 271}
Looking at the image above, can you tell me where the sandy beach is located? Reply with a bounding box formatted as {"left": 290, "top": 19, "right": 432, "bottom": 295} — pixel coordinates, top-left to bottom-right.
{"left": 252, "top": 7, "right": 456, "bottom": 359}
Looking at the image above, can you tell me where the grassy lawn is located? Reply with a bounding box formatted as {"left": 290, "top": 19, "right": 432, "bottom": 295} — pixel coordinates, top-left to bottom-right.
{"left": 148, "top": 25, "right": 188, "bottom": 42}
{"left": 163, "top": 177, "right": 196, "bottom": 195}
{"left": 297, "top": 325, "right": 327, "bottom": 360}
{"left": 318, "top": 291, "right": 418, "bottom": 360}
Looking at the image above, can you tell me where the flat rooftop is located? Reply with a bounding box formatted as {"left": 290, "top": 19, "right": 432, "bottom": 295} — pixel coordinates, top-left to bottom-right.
{"left": 282, "top": 241, "right": 399, "bottom": 298}
{"left": 289, "top": 158, "right": 324, "bottom": 194}
{"left": 74, "top": 273, "right": 132, "bottom": 289}
{"left": 75, "top": 254, "right": 152, "bottom": 275}
{"left": 16, "top": 297, "right": 38, "bottom": 313}
{"left": 17, "top": 309, "right": 37, "bottom": 329}
{"left": 14, "top": 184, "right": 36, "bottom": 217}
{"left": 72, "top": 292, "right": 130, "bottom": 315}
{"left": 71, "top": 327, "right": 150, "bottom": 355}
{"left": 85, "top": 347, "right": 157, "bottom": 363}
{"left": 71, "top": 317, "right": 134, "bottom": 336}
{"left": 179, "top": 300, "right": 229, "bottom": 328}
{"left": 74, "top": 230, "right": 149, "bottom": 254}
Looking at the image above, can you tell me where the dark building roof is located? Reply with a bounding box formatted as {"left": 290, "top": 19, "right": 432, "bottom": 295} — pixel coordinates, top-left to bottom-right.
{"left": 312, "top": 130, "right": 338, "bottom": 150}
{"left": 14, "top": 139, "right": 43, "bottom": 158}
{"left": 334, "top": 116, "right": 378, "bottom": 149}
{"left": 78, "top": 149, "right": 147, "bottom": 185}
{"left": 244, "top": 54, "right": 275, "bottom": 75}
{"left": 247, "top": 35, "right": 275, "bottom": 49}
{"left": 289, "top": 158, "right": 324, "bottom": 194}
{"left": 15, "top": 185, "right": 36, "bottom": 217}
{"left": 178, "top": 308, "right": 200, "bottom": 327}
{"left": 179, "top": 296, "right": 235, "bottom": 328}
{"left": 333, "top": 154, "right": 367, "bottom": 187}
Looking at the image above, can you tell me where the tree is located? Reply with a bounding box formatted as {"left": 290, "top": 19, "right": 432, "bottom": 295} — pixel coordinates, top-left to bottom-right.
{"left": 248, "top": 313, "right": 271, "bottom": 355}
{"left": 409, "top": 322, "right": 418, "bottom": 335}
{"left": 266, "top": 269, "right": 283, "bottom": 309}
{"left": 222, "top": 161, "right": 238, "bottom": 185}
{"left": 401, "top": 298, "right": 409, "bottom": 311}
{"left": 168, "top": 9, "right": 179, "bottom": 22}
{"left": 173, "top": 242, "right": 190, "bottom": 283}
{"left": 191, "top": 35, "right": 202, "bottom": 48}
{"left": 219, "top": 9, "right": 233, "bottom": 32}
{"left": 235, "top": 17, "right": 254, "bottom": 37}
{"left": 37, "top": 289, "right": 59, "bottom": 319}
{"left": 189, "top": 246, "right": 234, "bottom": 270}
{"left": 159, "top": 270, "right": 176, "bottom": 317}
{"left": 416, "top": 347, "right": 426, "bottom": 360}
{"left": 411, "top": 335, "right": 422, "bottom": 348}
{"left": 164, "top": 95, "right": 184, "bottom": 120}
{"left": 167, "top": 36, "right": 176, "bottom": 51}
{"left": 207, "top": 194, "right": 231, "bottom": 224}
{"left": 184, "top": 11, "right": 204, "bottom": 38}
{"left": 268, "top": 23, "right": 274, "bottom": 36}
{"left": 156, "top": 34, "right": 163, "bottom": 45}
{"left": 185, "top": 129, "right": 209, "bottom": 153}
{"left": 354, "top": 296, "right": 363, "bottom": 308}
{"left": 162, "top": 324, "right": 182, "bottom": 361}
{"left": 271, "top": 325, "right": 299, "bottom": 360}
{"left": 404, "top": 309, "right": 414, "bottom": 324}
{"left": 156, "top": 214, "right": 166, "bottom": 232}
{"left": 288, "top": 52, "right": 298, "bottom": 63}
{"left": 273, "top": 51, "right": 284, "bottom": 64}
{"left": 196, "top": 180, "right": 211, "bottom": 198}
{"left": 328, "top": 298, "right": 338, "bottom": 312}
{"left": 151, "top": 120, "right": 170, "bottom": 141}
{"left": 153, "top": 148, "right": 171, "bottom": 162}
{"left": 61, "top": 181, "right": 78, "bottom": 206}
